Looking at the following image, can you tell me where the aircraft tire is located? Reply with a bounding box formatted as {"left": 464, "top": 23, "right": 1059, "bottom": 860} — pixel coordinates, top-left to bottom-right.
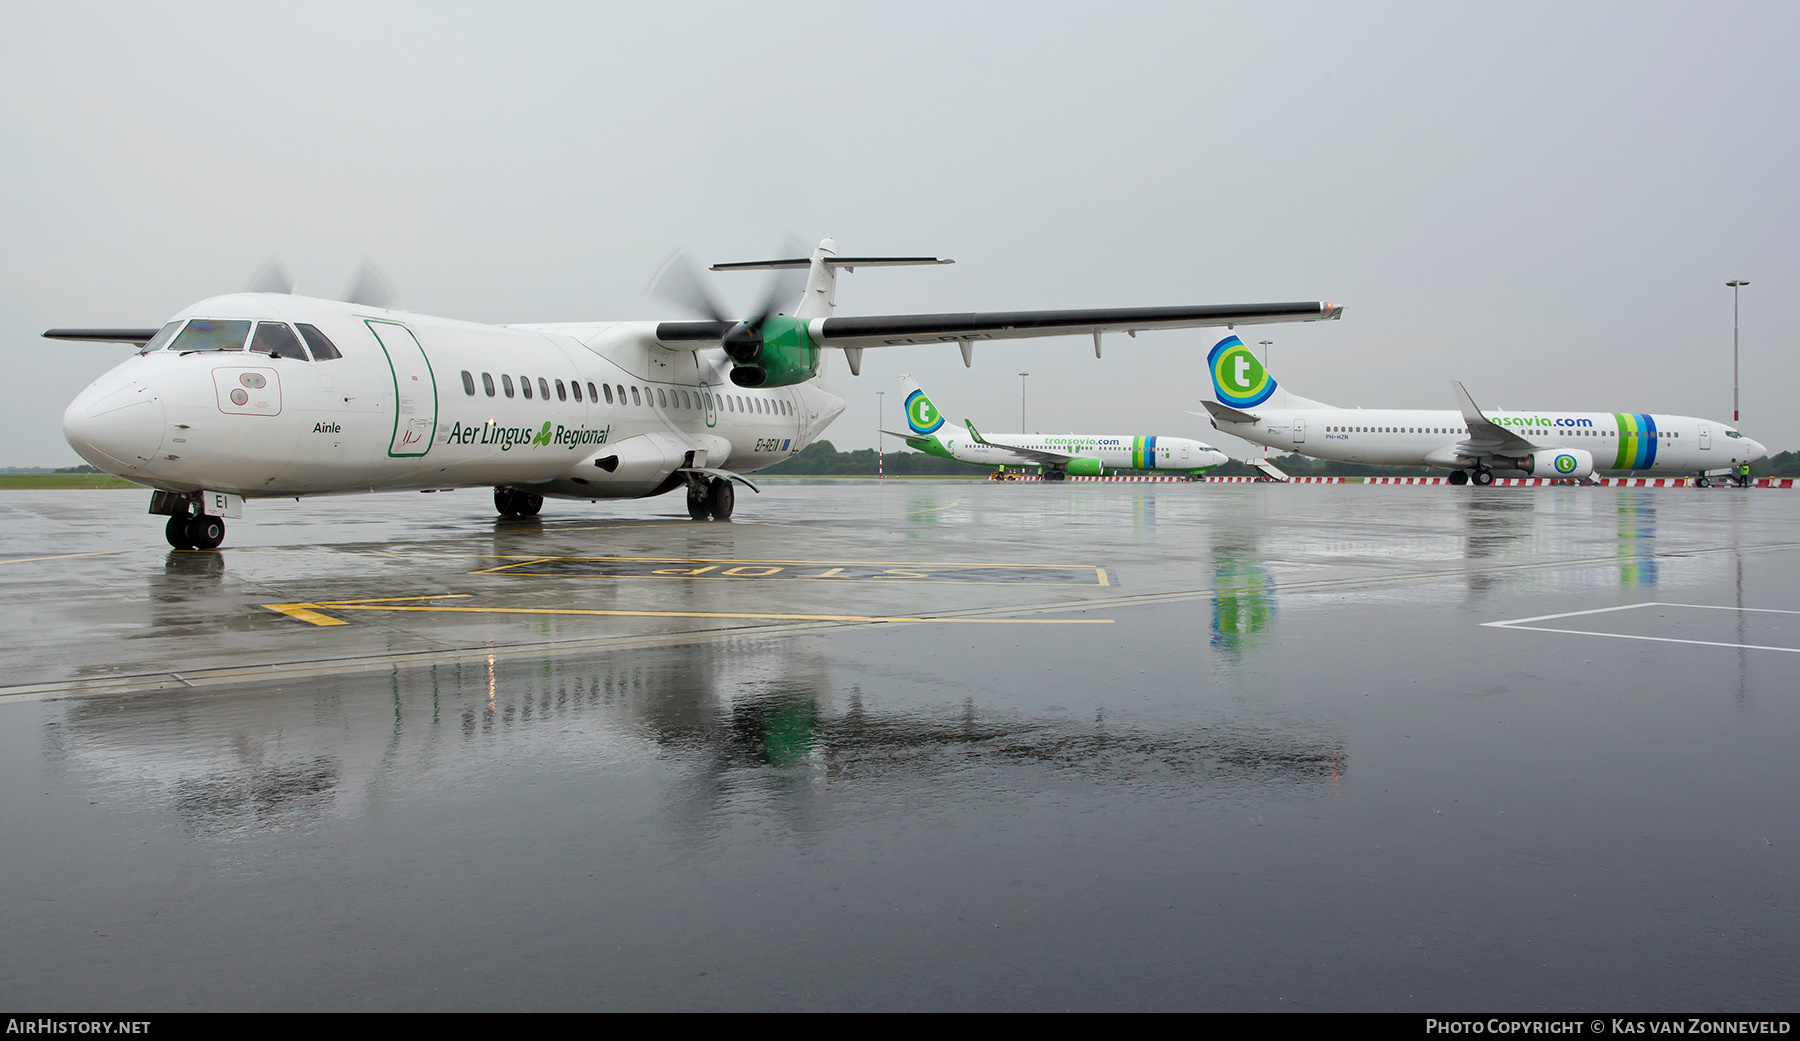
{"left": 1696, "top": 476, "right": 1711, "bottom": 488}
{"left": 1472, "top": 469, "right": 1494, "bottom": 486}
{"left": 185, "top": 514, "right": 225, "bottom": 550}
{"left": 1448, "top": 470, "right": 1469, "bottom": 486}
{"left": 687, "top": 483, "right": 710, "bottom": 521}
{"left": 707, "top": 478, "right": 735, "bottom": 521}
{"left": 517, "top": 493, "right": 542, "bottom": 517}
{"left": 166, "top": 514, "right": 196, "bottom": 550}
{"left": 494, "top": 488, "right": 518, "bottom": 517}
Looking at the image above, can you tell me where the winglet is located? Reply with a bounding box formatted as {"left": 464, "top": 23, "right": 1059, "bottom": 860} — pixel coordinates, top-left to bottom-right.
{"left": 1453, "top": 380, "right": 1488, "bottom": 425}
{"left": 964, "top": 419, "right": 994, "bottom": 446}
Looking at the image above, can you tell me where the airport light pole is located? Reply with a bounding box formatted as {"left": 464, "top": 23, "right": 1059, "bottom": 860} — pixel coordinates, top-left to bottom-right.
{"left": 1258, "top": 342, "right": 1274, "bottom": 459}
{"left": 1018, "top": 372, "right": 1029, "bottom": 431}
{"left": 877, "top": 390, "right": 885, "bottom": 479}
{"left": 1727, "top": 281, "right": 1748, "bottom": 423}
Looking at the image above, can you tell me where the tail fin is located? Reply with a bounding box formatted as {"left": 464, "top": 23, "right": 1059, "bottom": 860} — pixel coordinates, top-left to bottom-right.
{"left": 1206, "top": 334, "right": 1332, "bottom": 410}
{"left": 899, "top": 374, "right": 950, "bottom": 435}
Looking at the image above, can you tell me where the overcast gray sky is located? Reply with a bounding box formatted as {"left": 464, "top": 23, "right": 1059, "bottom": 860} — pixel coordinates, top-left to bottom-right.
{"left": 4, "top": 1, "right": 1795, "bottom": 465}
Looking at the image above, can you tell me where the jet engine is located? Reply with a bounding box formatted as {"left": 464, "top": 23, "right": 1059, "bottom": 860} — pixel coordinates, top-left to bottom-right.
{"left": 1518, "top": 448, "right": 1593, "bottom": 479}
{"left": 1065, "top": 458, "right": 1105, "bottom": 477}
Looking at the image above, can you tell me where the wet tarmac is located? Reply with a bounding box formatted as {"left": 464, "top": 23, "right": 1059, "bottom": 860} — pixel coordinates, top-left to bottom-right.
{"left": 1, "top": 482, "right": 1796, "bottom": 1010}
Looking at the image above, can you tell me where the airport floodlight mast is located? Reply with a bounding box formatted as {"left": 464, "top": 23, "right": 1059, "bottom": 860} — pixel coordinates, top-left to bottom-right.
{"left": 877, "top": 390, "right": 885, "bottom": 479}
{"left": 1727, "top": 281, "right": 1748, "bottom": 422}
{"left": 1019, "top": 372, "right": 1029, "bottom": 432}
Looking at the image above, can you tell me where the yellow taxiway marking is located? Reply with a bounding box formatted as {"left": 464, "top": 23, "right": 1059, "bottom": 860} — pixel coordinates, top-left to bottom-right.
{"left": 470, "top": 553, "right": 1099, "bottom": 570}
{"left": 260, "top": 594, "right": 1112, "bottom": 628}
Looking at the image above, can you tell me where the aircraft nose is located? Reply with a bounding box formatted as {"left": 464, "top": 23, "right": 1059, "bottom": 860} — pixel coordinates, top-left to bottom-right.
{"left": 63, "top": 376, "right": 165, "bottom": 473}
{"left": 1747, "top": 438, "right": 1768, "bottom": 462}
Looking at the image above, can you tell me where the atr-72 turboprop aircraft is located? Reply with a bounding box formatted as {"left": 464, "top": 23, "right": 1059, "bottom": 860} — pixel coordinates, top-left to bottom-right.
{"left": 1196, "top": 334, "right": 1766, "bottom": 485}
{"left": 52, "top": 240, "right": 1342, "bottom": 548}
{"left": 887, "top": 375, "right": 1229, "bottom": 478}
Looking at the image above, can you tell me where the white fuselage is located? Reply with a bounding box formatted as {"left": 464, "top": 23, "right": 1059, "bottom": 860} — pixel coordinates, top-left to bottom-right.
{"left": 1215, "top": 407, "right": 1764, "bottom": 475}
{"left": 62, "top": 293, "right": 845, "bottom": 501}
{"left": 930, "top": 431, "right": 1228, "bottom": 472}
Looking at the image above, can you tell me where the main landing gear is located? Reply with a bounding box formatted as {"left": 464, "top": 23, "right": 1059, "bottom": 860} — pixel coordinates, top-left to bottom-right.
{"left": 686, "top": 476, "right": 735, "bottom": 521}
{"left": 494, "top": 487, "right": 543, "bottom": 518}
{"left": 1448, "top": 470, "right": 1469, "bottom": 486}
{"left": 1448, "top": 467, "right": 1494, "bottom": 486}
{"left": 165, "top": 511, "right": 225, "bottom": 550}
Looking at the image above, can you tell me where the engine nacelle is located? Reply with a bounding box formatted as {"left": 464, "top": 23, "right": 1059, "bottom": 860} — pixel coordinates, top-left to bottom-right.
{"left": 1065, "top": 457, "right": 1105, "bottom": 477}
{"left": 1521, "top": 448, "right": 1593, "bottom": 479}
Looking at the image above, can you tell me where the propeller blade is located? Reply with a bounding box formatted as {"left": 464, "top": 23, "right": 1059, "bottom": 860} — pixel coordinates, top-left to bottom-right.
{"left": 343, "top": 259, "right": 397, "bottom": 309}
{"left": 648, "top": 249, "right": 729, "bottom": 323}
{"left": 245, "top": 259, "right": 295, "bottom": 295}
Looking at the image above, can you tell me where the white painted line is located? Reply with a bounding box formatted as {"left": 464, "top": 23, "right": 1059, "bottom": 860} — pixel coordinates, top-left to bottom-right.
{"left": 1484, "top": 601, "right": 1800, "bottom": 654}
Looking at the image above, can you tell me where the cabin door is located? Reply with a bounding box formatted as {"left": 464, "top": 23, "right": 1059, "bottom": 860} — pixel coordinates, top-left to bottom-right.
{"left": 1293, "top": 418, "right": 1306, "bottom": 444}
{"left": 367, "top": 320, "right": 437, "bottom": 458}
{"left": 1699, "top": 425, "right": 1711, "bottom": 450}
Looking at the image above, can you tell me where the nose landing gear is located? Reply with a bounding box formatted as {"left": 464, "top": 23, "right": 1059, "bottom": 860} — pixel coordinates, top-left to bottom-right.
{"left": 164, "top": 509, "right": 224, "bottom": 550}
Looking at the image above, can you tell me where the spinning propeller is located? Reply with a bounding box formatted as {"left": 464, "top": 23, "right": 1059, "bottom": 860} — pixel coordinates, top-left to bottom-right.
{"left": 650, "top": 240, "right": 812, "bottom": 386}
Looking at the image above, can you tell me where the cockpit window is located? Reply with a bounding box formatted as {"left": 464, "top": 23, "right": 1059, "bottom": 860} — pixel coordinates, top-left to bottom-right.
{"left": 249, "top": 322, "right": 309, "bottom": 361}
{"left": 295, "top": 324, "right": 343, "bottom": 361}
{"left": 168, "top": 319, "right": 251, "bottom": 353}
{"left": 139, "top": 321, "right": 184, "bottom": 355}
{"left": 1727, "top": 430, "right": 1743, "bottom": 439}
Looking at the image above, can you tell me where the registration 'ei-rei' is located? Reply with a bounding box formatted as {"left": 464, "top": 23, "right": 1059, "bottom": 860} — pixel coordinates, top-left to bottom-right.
{"left": 52, "top": 240, "right": 1342, "bottom": 548}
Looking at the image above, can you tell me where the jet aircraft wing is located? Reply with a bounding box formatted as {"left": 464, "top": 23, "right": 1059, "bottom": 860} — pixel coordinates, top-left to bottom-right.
{"left": 655, "top": 301, "right": 1342, "bottom": 347}
{"left": 1453, "top": 380, "right": 1541, "bottom": 455}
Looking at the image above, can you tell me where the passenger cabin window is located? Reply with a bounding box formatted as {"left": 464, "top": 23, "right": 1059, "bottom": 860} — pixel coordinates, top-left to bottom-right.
{"left": 630, "top": 386, "right": 641, "bottom": 406}
{"left": 603, "top": 384, "right": 614, "bottom": 404}
{"left": 169, "top": 319, "right": 251, "bottom": 353}
{"left": 461, "top": 370, "right": 476, "bottom": 396}
{"left": 538, "top": 377, "right": 550, "bottom": 400}
{"left": 587, "top": 382, "right": 598, "bottom": 402}
{"left": 250, "top": 322, "right": 308, "bottom": 360}
{"left": 520, "top": 376, "right": 533, "bottom": 400}
{"left": 557, "top": 379, "right": 568, "bottom": 401}
{"left": 502, "top": 374, "right": 515, "bottom": 398}
{"left": 140, "top": 321, "right": 184, "bottom": 355}
{"left": 656, "top": 388, "right": 667, "bottom": 408}
{"left": 295, "top": 324, "right": 342, "bottom": 360}
{"left": 482, "top": 372, "right": 496, "bottom": 397}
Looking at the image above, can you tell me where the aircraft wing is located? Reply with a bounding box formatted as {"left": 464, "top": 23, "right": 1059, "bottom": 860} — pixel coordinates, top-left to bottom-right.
{"left": 43, "top": 328, "right": 162, "bottom": 346}
{"left": 963, "top": 420, "right": 1078, "bottom": 464}
{"left": 810, "top": 301, "right": 1340, "bottom": 349}
{"left": 1452, "top": 380, "right": 1540, "bottom": 455}
{"left": 652, "top": 301, "right": 1341, "bottom": 347}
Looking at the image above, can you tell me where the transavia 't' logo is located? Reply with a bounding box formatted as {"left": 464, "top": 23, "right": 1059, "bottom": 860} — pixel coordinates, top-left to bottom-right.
{"left": 906, "top": 389, "right": 943, "bottom": 434}
{"left": 1207, "top": 335, "right": 1276, "bottom": 409}
{"left": 1555, "top": 454, "right": 1578, "bottom": 474}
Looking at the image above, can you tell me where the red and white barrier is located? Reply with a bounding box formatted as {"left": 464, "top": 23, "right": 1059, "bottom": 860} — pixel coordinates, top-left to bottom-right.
{"left": 986, "top": 473, "right": 1793, "bottom": 487}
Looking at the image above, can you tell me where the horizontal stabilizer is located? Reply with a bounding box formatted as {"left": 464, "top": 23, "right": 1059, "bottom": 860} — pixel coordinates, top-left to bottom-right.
{"left": 43, "top": 328, "right": 160, "bottom": 345}
{"left": 1198, "top": 400, "right": 1261, "bottom": 424}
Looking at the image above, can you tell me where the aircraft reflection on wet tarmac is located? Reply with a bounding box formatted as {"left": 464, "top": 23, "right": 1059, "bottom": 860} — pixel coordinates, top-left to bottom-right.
{"left": 47, "top": 640, "right": 1347, "bottom": 837}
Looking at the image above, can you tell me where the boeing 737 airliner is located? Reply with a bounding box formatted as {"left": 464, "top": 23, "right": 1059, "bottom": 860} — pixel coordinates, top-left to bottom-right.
{"left": 1197, "top": 335, "right": 1765, "bottom": 485}
{"left": 888, "top": 375, "right": 1228, "bottom": 478}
